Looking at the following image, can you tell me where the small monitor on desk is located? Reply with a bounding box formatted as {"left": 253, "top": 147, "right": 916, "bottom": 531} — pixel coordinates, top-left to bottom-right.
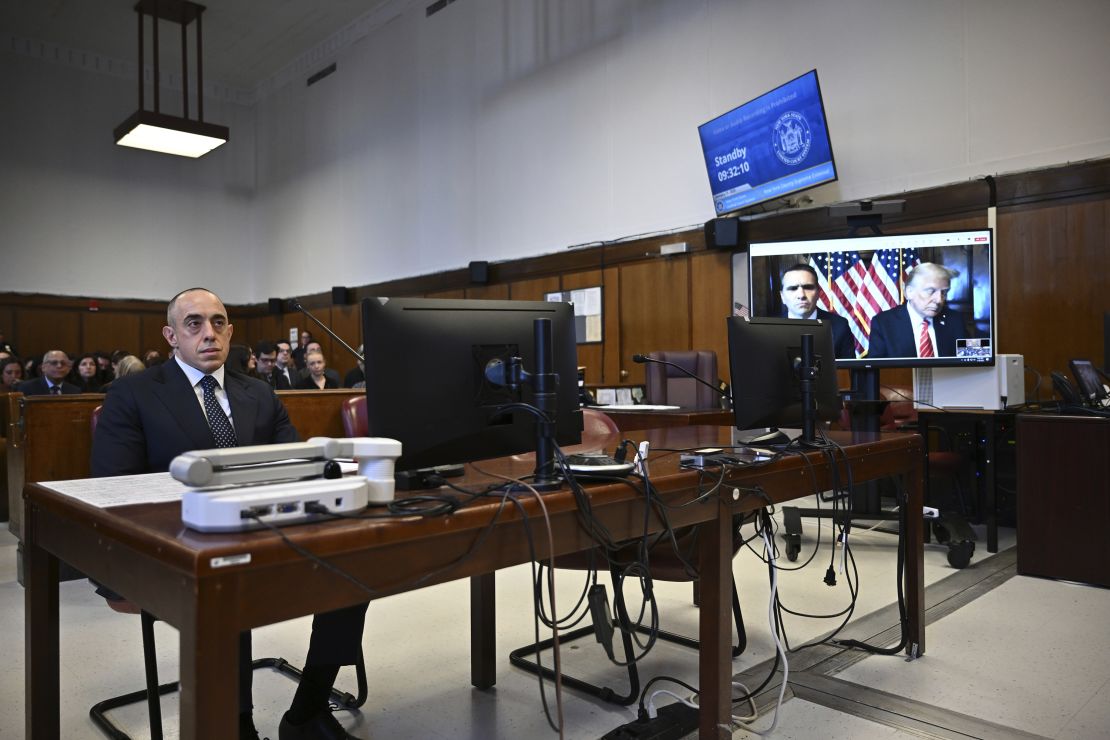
{"left": 726, "top": 316, "right": 839, "bottom": 441}
{"left": 360, "top": 297, "right": 583, "bottom": 477}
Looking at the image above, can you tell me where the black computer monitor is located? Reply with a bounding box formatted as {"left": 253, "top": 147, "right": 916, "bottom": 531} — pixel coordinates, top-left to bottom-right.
{"left": 1069, "top": 359, "right": 1108, "bottom": 404}
{"left": 360, "top": 297, "right": 583, "bottom": 476}
{"left": 726, "top": 316, "right": 840, "bottom": 439}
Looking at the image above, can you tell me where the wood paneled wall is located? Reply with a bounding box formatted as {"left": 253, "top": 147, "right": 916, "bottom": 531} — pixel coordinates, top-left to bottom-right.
{"left": 2, "top": 159, "right": 1107, "bottom": 398}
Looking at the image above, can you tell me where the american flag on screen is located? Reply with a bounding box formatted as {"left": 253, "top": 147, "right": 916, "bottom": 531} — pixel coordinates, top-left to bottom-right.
{"left": 811, "top": 251, "right": 869, "bottom": 354}
{"left": 856, "top": 247, "right": 922, "bottom": 354}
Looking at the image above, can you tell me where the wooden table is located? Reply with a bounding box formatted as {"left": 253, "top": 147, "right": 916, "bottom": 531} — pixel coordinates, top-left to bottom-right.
{"left": 24, "top": 426, "right": 924, "bottom": 739}
{"left": 598, "top": 406, "right": 735, "bottom": 431}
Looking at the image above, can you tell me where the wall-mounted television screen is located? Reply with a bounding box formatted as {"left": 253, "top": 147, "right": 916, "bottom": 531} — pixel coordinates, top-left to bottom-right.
{"left": 698, "top": 69, "right": 836, "bottom": 215}
{"left": 746, "top": 229, "right": 995, "bottom": 369}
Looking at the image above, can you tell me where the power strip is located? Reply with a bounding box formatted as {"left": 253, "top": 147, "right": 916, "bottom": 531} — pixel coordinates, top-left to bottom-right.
{"left": 182, "top": 477, "right": 368, "bottom": 532}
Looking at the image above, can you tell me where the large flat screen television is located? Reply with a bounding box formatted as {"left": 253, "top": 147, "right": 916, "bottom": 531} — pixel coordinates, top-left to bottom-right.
{"left": 746, "top": 228, "right": 995, "bottom": 369}
{"left": 698, "top": 69, "right": 837, "bottom": 215}
{"left": 361, "top": 297, "right": 583, "bottom": 475}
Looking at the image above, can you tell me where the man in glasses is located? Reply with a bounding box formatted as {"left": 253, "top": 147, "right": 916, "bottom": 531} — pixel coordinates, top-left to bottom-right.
{"left": 18, "top": 350, "right": 80, "bottom": 395}
{"left": 779, "top": 264, "right": 855, "bottom": 359}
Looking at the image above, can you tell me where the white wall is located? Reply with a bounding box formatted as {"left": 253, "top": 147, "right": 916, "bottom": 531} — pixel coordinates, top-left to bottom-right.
{"left": 3, "top": 0, "right": 1109, "bottom": 303}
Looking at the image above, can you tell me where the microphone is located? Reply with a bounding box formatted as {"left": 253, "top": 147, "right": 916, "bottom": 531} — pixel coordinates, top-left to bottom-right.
{"left": 287, "top": 297, "right": 364, "bottom": 363}
{"left": 631, "top": 354, "right": 732, "bottom": 405}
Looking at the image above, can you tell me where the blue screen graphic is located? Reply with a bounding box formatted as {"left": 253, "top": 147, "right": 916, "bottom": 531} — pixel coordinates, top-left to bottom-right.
{"left": 699, "top": 70, "right": 836, "bottom": 214}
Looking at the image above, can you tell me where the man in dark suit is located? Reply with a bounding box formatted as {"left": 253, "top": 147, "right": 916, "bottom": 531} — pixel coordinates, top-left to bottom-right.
{"left": 779, "top": 264, "right": 856, "bottom": 359}
{"left": 255, "top": 339, "right": 292, "bottom": 389}
{"left": 275, "top": 339, "right": 297, "bottom": 388}
{"left": 91, "top": 288, "right": 362, "bottom": 740}
{"left": 18, "top": 350, "right": 82, "bottom": 395}
{"left": 866, "top": 262, "right": 975, "bottom": 359}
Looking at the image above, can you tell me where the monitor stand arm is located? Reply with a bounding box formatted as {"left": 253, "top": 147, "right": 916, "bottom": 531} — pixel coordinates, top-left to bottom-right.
{"left": 486, "top": 318, "right": 562, "bottom": 492}
{"left": 797, "top": 333, "right": 819, "bottom": 445}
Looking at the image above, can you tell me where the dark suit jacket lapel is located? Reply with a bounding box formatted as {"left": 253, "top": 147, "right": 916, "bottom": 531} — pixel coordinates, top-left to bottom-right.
{"left": 896, "top": 305, "right": 916, "bottom": 356}
{"left": 153, "top": 360, "right": 218, "bottom": 449}
{"left": 224, "top": 372, "right": 258, "bottom": 445}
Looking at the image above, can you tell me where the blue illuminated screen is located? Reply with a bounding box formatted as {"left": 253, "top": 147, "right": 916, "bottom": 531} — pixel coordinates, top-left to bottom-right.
{"left": 699, "top": 70, "right": 837, "bottom": 214}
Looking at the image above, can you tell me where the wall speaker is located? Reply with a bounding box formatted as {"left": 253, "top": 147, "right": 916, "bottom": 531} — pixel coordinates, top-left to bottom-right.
{"left": 267, "top": 298, "right": 284, "bottom": 315}
{"left": 704, "top": 217, "right": 747, "bottom": 251}
{"left": 469, "top": 260, "right": 490, "bottom": 284}
{"left": 331, "top": 286, "right": 352, "bottom": 305}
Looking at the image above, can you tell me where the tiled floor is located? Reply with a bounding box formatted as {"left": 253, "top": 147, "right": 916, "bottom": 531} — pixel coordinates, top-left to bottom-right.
{"left": 3, "top": 502, "right": 1106, "bottom": 739}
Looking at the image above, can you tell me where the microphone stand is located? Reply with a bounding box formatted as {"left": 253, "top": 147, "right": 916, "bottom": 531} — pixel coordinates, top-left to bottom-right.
{"left": 631, "top": 354, "right": 732, "bottom": 407}
{"left": 287, "top": 298, "right": 364, "bottom": 363}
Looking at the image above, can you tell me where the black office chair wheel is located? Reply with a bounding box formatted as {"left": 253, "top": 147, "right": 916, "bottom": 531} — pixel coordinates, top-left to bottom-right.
{"left": 946, "top": 539, "right": 974, "bottom": 569}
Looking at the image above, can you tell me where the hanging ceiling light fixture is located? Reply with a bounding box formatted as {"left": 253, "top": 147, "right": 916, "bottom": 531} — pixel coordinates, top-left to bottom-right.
{"left": 114, "top": 0, "right": 228, "bottom": 158}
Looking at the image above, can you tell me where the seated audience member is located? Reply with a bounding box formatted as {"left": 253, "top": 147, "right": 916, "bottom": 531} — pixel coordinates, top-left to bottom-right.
{"left": 142, "top": 349, "right": 164, "bottom": 366}
{"left": 0, "top": 350, "right": 10, "bottom": 364}
{"left": 19, "top": 350, "right": 81, "bottom": 395}
{"left": 296, "top": 349, "right": 339, "bottom": 389}
{"left": 254, "top": 340, "right": 291, "bottom": 389}
{"left": 297, "top": 341, "right": 341, "bottom": 386}
{"left": 344, "top": 344, "right": 365, "bottom": 388}
{"left": 95, "top": 352, "right": 114, "bottom": 380}
{"left": 866, "top": 262, "right": 976, "bottom": 359}
{"left": 72, "top": 352, "right": 103, "bottom": 392}
{"left": 24, "top": 356, "right": 40, "bottom": 380}
{"left": 1, "top": 356, "right": 24, "bottom": 392}
{"left": 98, "top": 355, "right": 145, "bottom": 393}
{"left": 109, "top": 349, "right": 132, "bottom": 379}
{"left": 292, "top": 330, "right": 313, "bottom": 369}
{"left": 0, "top": 329, "right": 16, "bottom": 356}
{"left": 226, "top": 344, "right": 256, "bottom": 375}
{"left": 274, "top": 339, "right": 296, "bottom": 387}
{"left": 91, "top": 287, "right": 366, "bottom": 740}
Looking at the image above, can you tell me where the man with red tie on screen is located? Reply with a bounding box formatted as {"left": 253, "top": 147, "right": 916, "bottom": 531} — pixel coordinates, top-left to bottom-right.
{"left": 866, "top": 262, "right": 975, "bottom": 359}
{"left": 91, "top": 288, "right": 363, "bottom": 740}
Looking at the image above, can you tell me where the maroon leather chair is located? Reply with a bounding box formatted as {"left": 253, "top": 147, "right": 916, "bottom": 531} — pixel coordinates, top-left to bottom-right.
{"left": 341, "top": 395, "right": 368, "bottom": 437}
{"left": 643, "top": 350, "right": 719, "bottom": 409}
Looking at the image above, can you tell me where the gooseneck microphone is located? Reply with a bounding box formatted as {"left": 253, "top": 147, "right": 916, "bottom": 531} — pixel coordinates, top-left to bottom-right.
{"left": 631, "top": 353, "right": 732, "bottom": 405}
{"left": 287, "top": 298, "right": 364, "bottom": 363}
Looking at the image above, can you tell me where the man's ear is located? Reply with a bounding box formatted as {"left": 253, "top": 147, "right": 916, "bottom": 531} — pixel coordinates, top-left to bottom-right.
{"left": 162, "top": 325, "right": 177, "bottom": 348}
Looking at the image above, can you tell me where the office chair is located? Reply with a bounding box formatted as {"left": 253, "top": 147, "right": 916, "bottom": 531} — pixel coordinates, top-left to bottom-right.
{"left": 87, "top": 407, "right": 369, "bottom": 740}
{"left": 582, "top": 406, "right": 621, "bottom": 436}
{"left": 643, "top": 350, "right": 719, "bottom": 409}
{"left": 341, "top": 395, "right": 368, "bottom": 437}
{"left": 511, "top": 408, "right": 747, "bottom": 705}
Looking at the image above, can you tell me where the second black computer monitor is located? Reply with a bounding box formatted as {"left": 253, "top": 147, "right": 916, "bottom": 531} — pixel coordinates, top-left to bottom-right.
{"left": 360, "top": 297, "right": 582, "bottom": 475}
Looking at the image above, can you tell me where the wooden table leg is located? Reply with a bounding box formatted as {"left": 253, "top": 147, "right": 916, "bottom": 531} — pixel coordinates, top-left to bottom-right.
{"left": 25, "top": 517, "right": 60, "bottom": 740}
{"left": 698, "top": 500, "right": 732, "bottom": 739}
{"left": 179, "top": 586, "right": 241, "bottom": 739}
{"left": 470, "top": 572, "right": 496, "bottom": 689}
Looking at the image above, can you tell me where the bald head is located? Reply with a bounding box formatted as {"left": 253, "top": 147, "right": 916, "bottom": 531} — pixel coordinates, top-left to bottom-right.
{"left": 162, "top": 288, "right": 234, "bottom": 373}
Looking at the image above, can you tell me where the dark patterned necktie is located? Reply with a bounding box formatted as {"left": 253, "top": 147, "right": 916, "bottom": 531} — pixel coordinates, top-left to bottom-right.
{"left": 50, "top": 385, "right": 62, "bottom": 395}
{"left": 199, "top": 375, "right": 238, "bottom": 447}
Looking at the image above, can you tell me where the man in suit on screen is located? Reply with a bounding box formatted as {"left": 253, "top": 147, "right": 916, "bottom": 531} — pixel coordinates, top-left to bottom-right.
{"left": 779, "top": 263, "right": 856, "bottom": 359}
{"left": 91, "top": 287, "right": 363, "bottom": 740}
{"left": 866, "top": 262, "right": 975, "bottom": 359}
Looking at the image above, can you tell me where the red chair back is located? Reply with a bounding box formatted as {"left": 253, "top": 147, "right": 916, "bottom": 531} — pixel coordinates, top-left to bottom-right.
{"left": 341, "top": 396, "right": 368, "bottom": 437}
{"left": 582, "top": 407, "right": 620, "bottom": 436}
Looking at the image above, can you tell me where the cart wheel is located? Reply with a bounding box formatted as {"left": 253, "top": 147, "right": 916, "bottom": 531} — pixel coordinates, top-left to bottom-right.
{"left": 784, "top": 535, "right": 801, "bottom": 562}
{"left": 947, "top": 540, "right": 974, "bottom": 569}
